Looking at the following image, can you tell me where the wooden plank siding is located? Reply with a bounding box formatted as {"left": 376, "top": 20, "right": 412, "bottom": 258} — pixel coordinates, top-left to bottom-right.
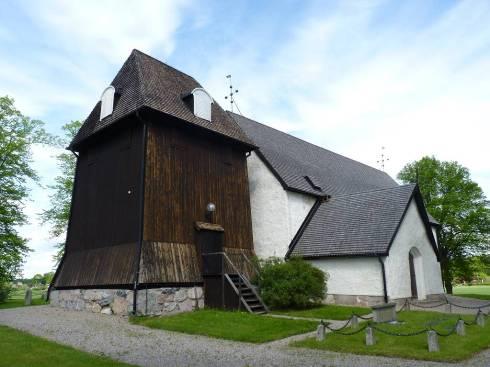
{"left": 55, "top": 119, "right": 145, "bottom": 288}
{"left": 141, "top": 121, "right": 254, "bottom": 285}
{"left": 54, "top": 243, "right": 138, "bottom": 287}
{"left": 143, "top": 122, "right": 254, "bottom": 249}
{"left": 139, "top": 241, "right": 201, "bottom": 283}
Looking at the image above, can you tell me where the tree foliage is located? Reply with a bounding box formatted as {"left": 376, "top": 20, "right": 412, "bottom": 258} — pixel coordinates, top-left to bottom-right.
{"left": 398, "top": 156, "right": 490, "bottom": 293}
{"left": 257, "top": 257, "right": 327, "bottom": 309}
{"left": 40, "top": 120, "right": 81, "bottom": 265}
{"left": 0, "top": 96, "right": 51, "bottom": 286}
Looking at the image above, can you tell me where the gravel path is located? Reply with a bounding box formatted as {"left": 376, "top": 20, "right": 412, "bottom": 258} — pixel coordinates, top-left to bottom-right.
{"left": 408, "top": 295, "right": 490, "bottom": 315}
{"left": 1, "top": 306, "right": 489, "bottom": 367}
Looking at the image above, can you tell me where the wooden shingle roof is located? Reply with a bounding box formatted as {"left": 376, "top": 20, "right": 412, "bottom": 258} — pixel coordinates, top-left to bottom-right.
{"left": 70, "top": 49, "right": 254, "bottom": 149}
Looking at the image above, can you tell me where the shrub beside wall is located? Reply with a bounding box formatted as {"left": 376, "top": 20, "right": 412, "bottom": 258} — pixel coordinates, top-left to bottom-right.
{"left": 257, "top": 257, "right": 327, "bottom": 309}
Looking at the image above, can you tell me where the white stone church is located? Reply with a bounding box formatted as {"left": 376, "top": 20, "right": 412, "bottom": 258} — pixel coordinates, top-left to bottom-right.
{"left": 230, "top": 113, "right": 444, "bottom": 305}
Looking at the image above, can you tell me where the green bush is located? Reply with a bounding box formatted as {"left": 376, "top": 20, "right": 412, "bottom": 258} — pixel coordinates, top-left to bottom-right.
{"left": 0, "top": 282, "right": 12, "bottom": 303}
{"left": 257, "top": 257, "right": 327, "bottom": 309}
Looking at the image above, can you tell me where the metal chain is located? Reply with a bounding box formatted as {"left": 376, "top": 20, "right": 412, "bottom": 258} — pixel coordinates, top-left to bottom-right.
{"left": 369, "top": 323, "right": 428, "bottom": 337}
{"left": 353, "top": 313, "right": 373, "bottom": 320}
{"left": 326, "top": 323, "right": 368, "bottom": 335}
{"left": 322, "top": 317, "right": 351, "bottom": 331}
{"left": 430, "top": 319, "right": 459, "bottom": 337}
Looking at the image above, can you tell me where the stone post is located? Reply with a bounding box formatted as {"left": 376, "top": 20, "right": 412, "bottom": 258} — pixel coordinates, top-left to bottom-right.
{"left": 365, "top": 326, "right": 375, "bottom": 346}
{"left": 445, "top": 303, "right": 452, "bottom": 314}
{"left": 351, "top": 315, "right": 359, "bottom": 329}
{"left": 456, "top": 319, "right": 466, "bottom": 336}
{"left": 24, "top": 287, "right": 32, "bottom": 306}
{"left": 427, "top": 330, "right": 439, "bottom": 352}
{"left": 316, "top": 323, "right": 325, "bottom": 341}
{"left": 476, "top": 311, "right": 485, "bottom": 327}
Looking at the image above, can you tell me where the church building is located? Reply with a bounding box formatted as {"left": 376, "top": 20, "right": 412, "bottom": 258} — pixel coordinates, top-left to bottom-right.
{"left": 49, "top": 50, "right": 444, "bottom": 315}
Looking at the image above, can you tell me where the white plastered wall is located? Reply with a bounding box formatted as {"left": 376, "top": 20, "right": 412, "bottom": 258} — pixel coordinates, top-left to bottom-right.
{"left": 246, "top": 152, "right": 315, "bottom": 258}
{"left": 309, "top": 257, "right": 384, "bottom": 296}
{"left": 384, "top": 199, "right": 444, "bottom": 300}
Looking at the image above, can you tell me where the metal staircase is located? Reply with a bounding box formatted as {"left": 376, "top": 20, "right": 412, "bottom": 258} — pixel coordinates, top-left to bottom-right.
{"left": 225, "top": 273, "right": 268, "bottom": 314}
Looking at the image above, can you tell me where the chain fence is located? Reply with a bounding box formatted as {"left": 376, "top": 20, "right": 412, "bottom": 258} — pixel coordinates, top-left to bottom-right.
{"left": 319, "top": 307, "right": 489, "bottom": 339}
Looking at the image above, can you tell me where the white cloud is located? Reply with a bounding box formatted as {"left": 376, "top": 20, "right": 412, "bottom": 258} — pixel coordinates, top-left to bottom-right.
{"left": 201, "top": 0, "right": 490, "bottom": 196}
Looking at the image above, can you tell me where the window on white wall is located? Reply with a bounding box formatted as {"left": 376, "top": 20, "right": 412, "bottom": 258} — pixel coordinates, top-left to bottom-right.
{"left": 100, "top": 86, "right": 116, "bottom": 121}
{"left": 191, "top": 88, "right": 213, "bottom": 121}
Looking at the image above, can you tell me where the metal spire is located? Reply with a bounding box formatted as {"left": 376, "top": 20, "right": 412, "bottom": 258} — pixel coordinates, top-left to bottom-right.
{"left": 377, "top": 146, "right": 390, "bottom": 171}
{"left": 224, "top": 75, "right": 240, "bottom": 113}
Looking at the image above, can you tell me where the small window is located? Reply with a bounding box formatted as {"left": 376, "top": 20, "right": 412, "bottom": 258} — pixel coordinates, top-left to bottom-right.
{"left": 191, "top": 88, "right": 213, "bottom": 121}
{"left": 100, "top": 86, "right": 116, "bottom": 121}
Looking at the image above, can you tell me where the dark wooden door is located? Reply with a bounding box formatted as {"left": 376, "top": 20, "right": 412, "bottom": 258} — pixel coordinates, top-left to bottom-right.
{"left": 409, "top": 253, "right": 418, "bottom": 298}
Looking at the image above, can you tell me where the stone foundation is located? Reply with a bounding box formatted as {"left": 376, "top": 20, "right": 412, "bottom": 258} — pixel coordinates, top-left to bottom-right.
{"left": 50, "top": 287, "right": 204, "bottom": 316}
{"left": 324, "top": 293, "right": 447, "bottom": 307}
{"left": 325, "top": 294, "right": 386, "bottom": 307}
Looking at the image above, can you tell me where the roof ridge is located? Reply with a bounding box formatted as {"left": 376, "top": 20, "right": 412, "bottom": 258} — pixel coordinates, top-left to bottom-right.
{"left": 131, "top": 49, "right": 200, "bottom": 85}
{"left": 330, "top": 183, "right": 416, "bottom": 199}
{"left": 228, "top": 111, "right": 393, "bottom": 179}
{"left": 131, "top": 49, "right": 147, "bottom": 106}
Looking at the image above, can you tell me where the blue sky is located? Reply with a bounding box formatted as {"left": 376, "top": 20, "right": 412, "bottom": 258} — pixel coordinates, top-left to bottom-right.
{"left": 1, "top": 0, "right": 489, "bottom": 277}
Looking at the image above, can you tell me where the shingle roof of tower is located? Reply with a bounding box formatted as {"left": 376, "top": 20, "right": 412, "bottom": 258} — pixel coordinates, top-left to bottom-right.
{"left": 70, "top": 49, "right": 253, "bottom": 149}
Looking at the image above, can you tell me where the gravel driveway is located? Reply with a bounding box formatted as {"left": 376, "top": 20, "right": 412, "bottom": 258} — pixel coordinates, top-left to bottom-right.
{"left": 1, "top": 306, "right": 489, "bottom": 367}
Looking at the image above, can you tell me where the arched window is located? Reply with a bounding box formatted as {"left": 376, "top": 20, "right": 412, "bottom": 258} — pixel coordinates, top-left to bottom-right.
{"left": 191, "top": 88, "right": 213, "bottom": 121}
{"left": 100, "top": 86, "right": 116, "bottom": 121}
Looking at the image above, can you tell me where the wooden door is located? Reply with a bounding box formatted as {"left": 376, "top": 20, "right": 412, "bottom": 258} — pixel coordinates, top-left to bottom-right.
{"left": 409, "top": 253, "right": 418, "bottom": 298}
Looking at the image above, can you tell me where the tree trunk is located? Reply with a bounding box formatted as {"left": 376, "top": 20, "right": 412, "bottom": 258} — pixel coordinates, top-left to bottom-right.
{"left": 439, "top": 246, "right": 453, "bottom": 294}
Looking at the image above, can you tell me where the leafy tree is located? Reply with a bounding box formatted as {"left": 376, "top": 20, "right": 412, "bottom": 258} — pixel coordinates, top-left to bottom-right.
{"left": 40, "top": 120, "right": 81, "bottom": 265}
{"left": 398, "top": 156, "right": 490, "bottom": 293}
{"left": 0, "top": 96, "right": 51, "bottom": 289}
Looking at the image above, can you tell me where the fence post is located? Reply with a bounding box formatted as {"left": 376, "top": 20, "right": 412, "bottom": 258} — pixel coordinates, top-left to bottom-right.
{"left": 365, "top": 326, "right": 375, "bottom": 346}
{"left": 476, "top": 311, "right": 485, "bottom": 327}
{"left": 427, "top": 330, "right": 439, "bottom": 352}
{"left": 445, "top": 303, "right": 452, "bottom": 313}
{"left": 316, "top": 323, "right": 325, "bottom": 341}
{"left": 456, "top": 319, "right": 466, "bottom": 336}
{"left": 351, "top": 315, "right": 359, "bottom": 329}
{"left": 406, "top": 299, "right": 410, "bottom": 311}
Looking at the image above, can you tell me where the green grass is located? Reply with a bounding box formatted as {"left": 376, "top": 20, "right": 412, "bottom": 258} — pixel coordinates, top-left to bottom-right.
{"left": 0, "top": 325, "right": 135, "bottom": 367}
{"left": 131, "top": 309, "right": 317, "bottom": 343}
{"left": 454, "top": 285, "right": 490, "bottom": 301}
{"left": 272, "top": 304, "right": 371, "bottom": 320}
{"left": 0, "top": 288, "right": 47, "bottom": 310}
{"left": 292, "top": 310, "right": 490, "bottom": 362}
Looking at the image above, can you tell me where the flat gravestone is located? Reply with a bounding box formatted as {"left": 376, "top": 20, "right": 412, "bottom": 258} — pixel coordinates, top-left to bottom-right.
{"left": 371, "top": 302, "right": 397, "bottom": 323}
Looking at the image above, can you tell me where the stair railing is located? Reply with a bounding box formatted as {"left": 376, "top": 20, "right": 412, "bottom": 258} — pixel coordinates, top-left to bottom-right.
{"left": 203, "top": 251, "right": 269, "bottom": 313}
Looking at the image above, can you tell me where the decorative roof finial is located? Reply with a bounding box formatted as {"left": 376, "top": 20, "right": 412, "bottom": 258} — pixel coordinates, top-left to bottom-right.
{"left": 224, "top": 75, "right": 241, "bottom": 114}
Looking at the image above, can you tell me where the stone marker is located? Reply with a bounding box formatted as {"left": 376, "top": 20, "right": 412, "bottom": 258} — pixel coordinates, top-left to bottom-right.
{"left": 24, "top": 288, "right": 32, "bottom": 306}
{"left": 351, "top": 315, "right": 359, "bottom": 329}
{"left": 316, "top": 323, "right": 325, "bottom": 341}
{"left": 427, "top": 330, "right": 439, "bottom": 352}
{"left": 371, "top": 303, "right": 397, "bottom": 323}
{"left": 476, "top": 311, "right": 485, "bottom": 327}
{"left": 456, "top": 319, "right": 466, "bottom": 336}
{"left": 365, "top": 326, "right": 375, "bottom": 346}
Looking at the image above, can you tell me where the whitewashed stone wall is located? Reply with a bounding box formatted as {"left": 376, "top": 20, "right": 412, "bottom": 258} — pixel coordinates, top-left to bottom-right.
{"left": 50, "top": 287, "right": 204, "bottom": 316}
{"left": 309, "top": 257, "right": 385, "bottom": 306}
{"left": 384, "top": 199, "right": 444, "bottom": 300}
{"left": 246, "top": 152, "right": 315, "bottom": 258}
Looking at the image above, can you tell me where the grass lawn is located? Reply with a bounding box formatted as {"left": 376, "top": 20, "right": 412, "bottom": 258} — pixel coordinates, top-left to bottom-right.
{"left": 131, "top": 309, "right": 317, "bottom": 343}
{"left": 453, "top": 285, "right": 490, "bottom": 301}
{"left": 0, "top": 325, "right": 135, "bottom": 367}
{"left": 0, "top": 288, "right": 47, "bottom": 310}
{"left": 272, "top": 304, "right": 371, "bottom": 320}
{"left": 292, "top": 310, "right": 490, "bottom": 362}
